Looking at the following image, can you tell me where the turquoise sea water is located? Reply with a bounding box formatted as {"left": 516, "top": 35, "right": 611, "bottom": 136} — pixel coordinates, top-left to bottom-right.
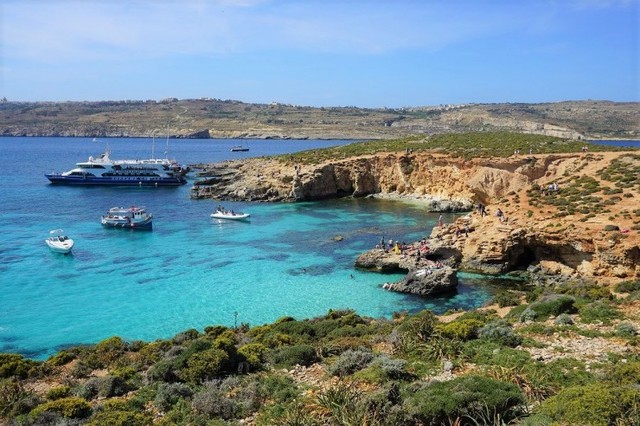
{"left": 0, "top": 137, "right": 514, "bottom": 359}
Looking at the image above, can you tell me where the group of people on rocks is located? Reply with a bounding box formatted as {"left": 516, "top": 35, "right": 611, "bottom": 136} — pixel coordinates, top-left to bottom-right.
{"left": 376, "top": 237, "right": 409, "bottom": 255}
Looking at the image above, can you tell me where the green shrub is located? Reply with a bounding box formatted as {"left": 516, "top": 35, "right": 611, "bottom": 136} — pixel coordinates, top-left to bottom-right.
{"left": 604, "top": 224, "right": 620, "bottom": 231}
{"left": 238, "top": 343, "right": 268, "bottom": 371}
{"left": 463, "top": 340, "right": 531, "bottom": 368}
{"left": 615, "top": 279, "right": 640, "bottom": 293}
{"left": 527, "top": 295, "right": 577, "bottom": 320}
{"left": 269, "top": 344, "right": 318, "bottom": 368}
{"left": 203, "top": 325, "right": 229, "bottom": 338}
{"left": 179, "top": 348, "right": 230, "bottom": 383}
{"left": 603, "top": 360, "right": 640, "bottom": 386}
{"left": 578, "top": 300, "right": 620, "bottom": 324}
{"left": 537, "top": 383, "right": 639, "bottom": 425}
{"left": 491, "top": 291, "right": 521, "bottom": 308}
{"left": 30, "top": 396, "right": 92, "bottom": 419}
{"left": 93, "top": 336, "right": 127, "bottom": 367}
{"left": 45, "top": 385, "right": 71, "bottom": 401}
{"left": 478, "top": 320, "right": 523, "bottom": 347}
{"left": 75, "top": 375, "right": 129, "bottom": 400}
{"left": 0, "top": 379, "right": 42, "bottom": 417}
{"left": 403, "top": 375, "right": 526, "bottom": 424}
{"left": 146, "top": 358, "right": 179, "bottom": 383}
{"left": 86, "top": 408, "right": 153, "bottom": 426}
{"left": 46, "top": 350, "right": 75, "bottom": 367}
{"left": 397, "top": 310, "right": 438, "bottom": 342}
{"left": 0, "top": 354, "right": 39, "bottom": 379}
{"left": 321, "top": 336, "right": 372, "bottom": 356}
{"left": 154, "top": 382, "right": 193, "bottom": 412}
{"left": 436, "top": 318, "right": 484, "bottom": 341}
{"left": 327, "top": 349, "right": 374, "bottom": 377}
{"left": 369, "top": 355, "right": 410, "bottom": 380}
{"left": 556, "top": 281, "right": 613, "bottom": 301}
{"left": 191, "top": 377, "right": 260, "bottom": 421}
{"left": 615, "top": 322, "right": 638, "bottom": 338}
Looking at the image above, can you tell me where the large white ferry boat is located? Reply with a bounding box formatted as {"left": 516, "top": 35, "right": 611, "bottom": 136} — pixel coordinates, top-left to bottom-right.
{"left": 45, "top": 148, "right": 188, "bottom": 186}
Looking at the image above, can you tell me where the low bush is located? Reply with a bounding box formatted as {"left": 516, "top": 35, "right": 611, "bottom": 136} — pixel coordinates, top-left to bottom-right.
{"left": 478, "top": 320, "right": 523, "bottom": 347}
{"left": 491, "top": 291, "right": 521, "bottom": 308}
{"left": 154, "top": 382, "right": 193, "bottom": 412}
{"left": 527, "top": 295, "right": 577, "bottom": 321}
{"left": 578, "top": 300, "right": 620, "bottom": 324}
{"left": 463, "top": 340, "right": 531, "bottom": 368}
{"left": 556, "top": 281, "right": 613, "bottom": 302}
{"left": 602, "top": 360, "right": 640, "bottom": 386}
{"left": 238, "top": 343, "right": 268, "bottom": 371}
{"left": 327, "top": 349, "right": 374, "bottom": 377}
{"left": 537, "top": 383, "right": 639, "bottom": 425}
{"left": 320, "top": 336, "right": 371, "bottom": 356}
{"left": 46, "top": 350, "right": 75, "bottom": 367}
{"left": 0, "top": 379, "right": 42, "bottom": 417}
{"left": 191, "top": 377, "right": 261, "bottom": 421}
{"left": 369, "top": 355, "right": 410, "bottom": 380}
{"left": 396, "top": 310, "right": 438, "bottom": 342}
{"left": 45, "top": 385, "right": 71, "bottom": 401}
{"left": 86, "top": 408, "right": 153, "bottom": 426}
{"left": 615, "top": 279, "right": 640, "bottom": 293}
{"left": 30, "top": 396, "right": 92, "bottom": 419}
{"left": 0, "top": 354, "right": 39, "bottom": 379}
{"left": 269, "top": 344, "right": 318, "bottom": 368}
{"left": 436, "top": 318, "right": 484, "bottom": 341}
{"left": 614, "top": 322, "right": 638, "bottom": 338}
{"left": 179, "top": 348, "right": 230, "bottom": 383}
{"left": 403, "top": 375, "right": 526, "bottom": 424}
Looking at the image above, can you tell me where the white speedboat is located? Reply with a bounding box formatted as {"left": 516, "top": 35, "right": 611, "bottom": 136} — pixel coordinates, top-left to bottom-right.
{"left": 101, "top": 206, "right": 153, "bottom": 230}
{"left": 45, "top": 229, "right": 74, "bottom": 254}
{"left": 210, "top": 208, "right": 250, "bottom": 221}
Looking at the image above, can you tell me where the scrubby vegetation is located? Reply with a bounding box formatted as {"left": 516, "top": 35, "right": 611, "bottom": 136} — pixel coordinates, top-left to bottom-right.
{"left": 0, "top": 284, "right": 638, "bottom": 425}
{"left": 278, "top": 132, "right": 633, "bottom": 165}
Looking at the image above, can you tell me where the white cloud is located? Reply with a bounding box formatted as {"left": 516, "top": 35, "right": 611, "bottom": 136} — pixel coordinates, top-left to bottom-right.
{"left": 2, "top": 0, "right": 539, "bottom": 63}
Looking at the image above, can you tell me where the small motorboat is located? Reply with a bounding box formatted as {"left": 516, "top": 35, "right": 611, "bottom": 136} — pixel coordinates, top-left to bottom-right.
{"left": 45, "top": 229, "right": 74, "bottom": 254}
{"left": 210, "top": 207, "right": 250, "bottom": 221}
{"left": 101, "top": 206, "right": 153, "bottom": 230}
{"left": 230, "top": 145, "right": 249, "bottom": 152}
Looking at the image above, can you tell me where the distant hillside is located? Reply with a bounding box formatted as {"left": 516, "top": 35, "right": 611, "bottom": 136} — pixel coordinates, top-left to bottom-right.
{"left": 0, "top": 98, "right": 638, "bottom": 140}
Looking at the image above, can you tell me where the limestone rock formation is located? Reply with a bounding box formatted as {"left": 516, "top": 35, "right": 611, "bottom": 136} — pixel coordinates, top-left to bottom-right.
{"left": 193, "top": 150, "right": 639, "bottom": 283}
{"left": 384, "top": 267, "right": 458, "bottom": 296}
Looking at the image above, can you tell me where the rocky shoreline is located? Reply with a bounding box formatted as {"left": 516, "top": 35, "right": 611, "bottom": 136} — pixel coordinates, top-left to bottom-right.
{"left": 190, "top": 150, "right": 639, "bottom": 287}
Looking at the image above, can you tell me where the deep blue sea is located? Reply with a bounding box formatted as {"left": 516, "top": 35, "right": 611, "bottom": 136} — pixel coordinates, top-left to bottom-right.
{"left": 3, "top": 137, "right": 635, "bottom": 360}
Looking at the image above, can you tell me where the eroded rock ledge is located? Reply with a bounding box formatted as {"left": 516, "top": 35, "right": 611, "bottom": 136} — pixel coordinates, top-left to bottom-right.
{"left": 191, "top": 151, "right": 639, "bottom": 284}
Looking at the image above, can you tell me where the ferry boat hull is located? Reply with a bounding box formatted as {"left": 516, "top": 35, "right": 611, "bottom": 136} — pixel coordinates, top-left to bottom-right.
{"left": 46, "top": 174, "right": 185, "bottom": 186}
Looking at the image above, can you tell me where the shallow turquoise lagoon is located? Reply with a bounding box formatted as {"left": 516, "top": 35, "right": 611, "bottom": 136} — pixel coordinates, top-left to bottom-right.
{"left": 0, "top": 137, "right": 499, "bottom": 359}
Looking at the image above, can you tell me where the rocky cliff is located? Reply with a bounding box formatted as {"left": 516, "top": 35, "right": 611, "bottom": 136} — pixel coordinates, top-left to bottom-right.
{"left": 192, "top": 150, "right": 639, "bottom": 283}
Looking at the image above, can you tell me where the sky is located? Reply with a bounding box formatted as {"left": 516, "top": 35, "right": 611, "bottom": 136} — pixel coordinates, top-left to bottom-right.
{"left": 1, "top": 0, "right": 638, "bottom": 108}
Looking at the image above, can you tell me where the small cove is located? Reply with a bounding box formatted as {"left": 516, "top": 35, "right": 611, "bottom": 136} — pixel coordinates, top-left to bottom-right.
{"left": 1, "top": 137, "right": 525, "bottom": 359}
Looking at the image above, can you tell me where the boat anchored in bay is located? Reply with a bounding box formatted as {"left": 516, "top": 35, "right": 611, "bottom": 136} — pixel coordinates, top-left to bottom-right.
{"left": 45, "top": 229, "right": 74, "bottom": 254}
{"left": 45, "top": 146, "right": 188, "bottom": 187}
{"left": 210, "top": 206, "right": 250, "bottom": 221}
{"left": 101, "top": 206, "right": 153, "bottom": 230}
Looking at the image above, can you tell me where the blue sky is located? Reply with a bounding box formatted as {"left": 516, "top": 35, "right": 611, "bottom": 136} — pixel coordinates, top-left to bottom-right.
{"left": 1, "top": 0, "right": 638, "bottom": 107}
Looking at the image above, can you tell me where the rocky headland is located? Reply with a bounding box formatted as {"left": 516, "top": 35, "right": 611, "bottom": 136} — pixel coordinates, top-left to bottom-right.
{"left": 191, "top": 148, "right": 639, "bottom": 290}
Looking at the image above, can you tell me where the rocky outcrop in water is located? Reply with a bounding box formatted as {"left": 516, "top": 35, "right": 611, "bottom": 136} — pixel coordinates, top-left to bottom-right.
{"left": 383, "top": 267, "right": 458, "bottom": 296}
